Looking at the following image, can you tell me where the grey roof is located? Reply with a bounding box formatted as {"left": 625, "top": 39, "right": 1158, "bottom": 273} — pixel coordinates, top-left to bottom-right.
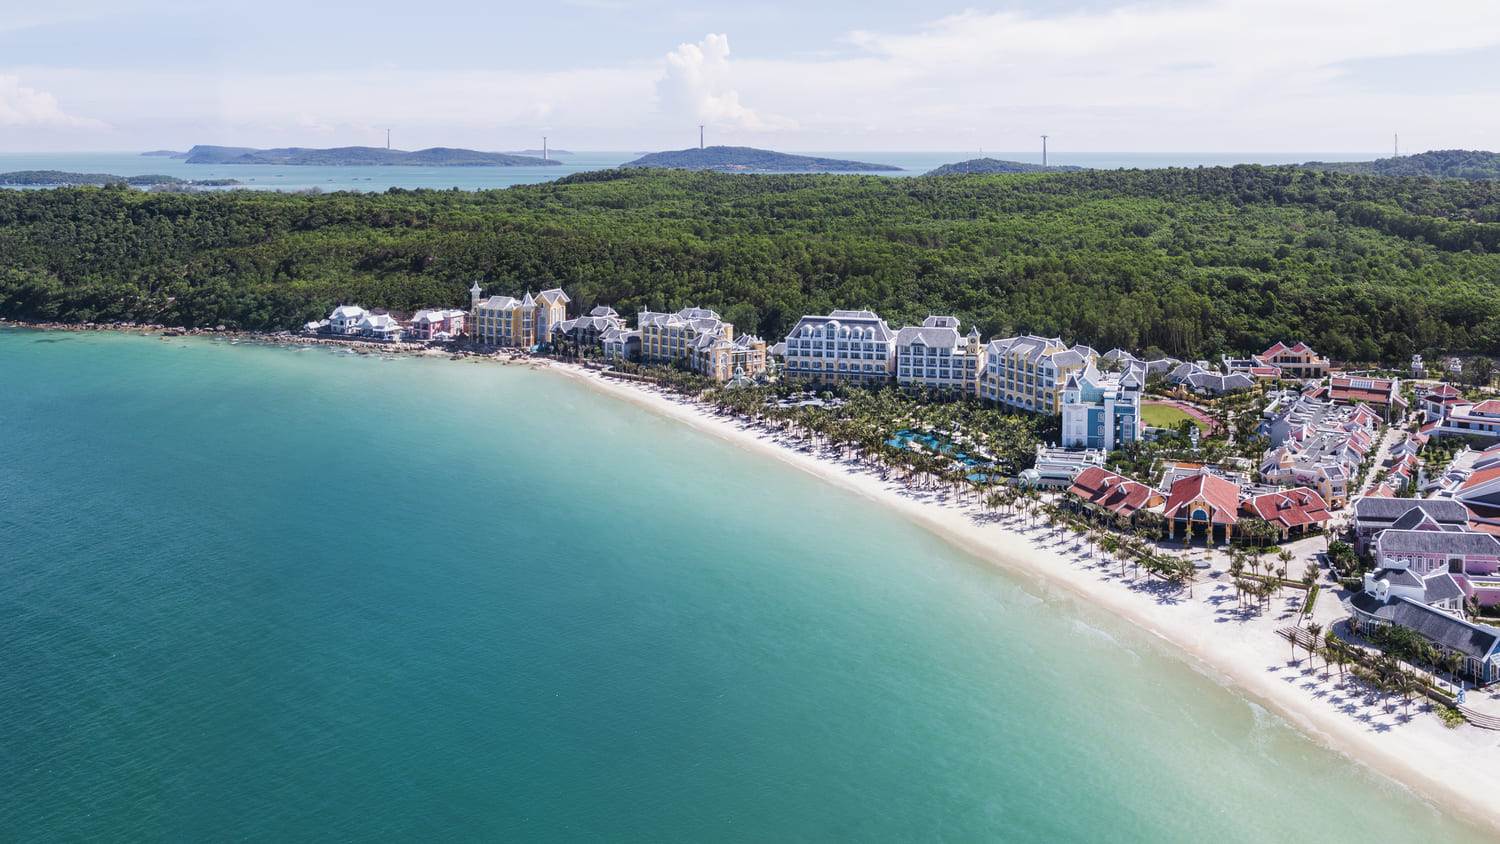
{"left": 986, "top": 334, "right": 1066, "bottom": 362}
{"left": 1354, "top": 497, "right": 1470, "bottom": 527}
{"left": 1377, "top": 529, "right": 1500, "bottom": 557}
{"left": 895, "top": 324, "right": 963, "bottom": 349}
{"left": 786, "top": 311, "right": 896, "bottom": 342}
{"left": 921, "top": 315, "right": 961, "bottom": 329}
{"left": 589, "top": 305, "right": 620, "bottom": 318}
{"left": 1371, "top": 568, "right": 1423, "bottom": 589}
{"left": 1349, "top": 593, "right": 1500, "bottom": 661}
{"left": 1423, "top": 572, "right": 1467, "bottom": 604}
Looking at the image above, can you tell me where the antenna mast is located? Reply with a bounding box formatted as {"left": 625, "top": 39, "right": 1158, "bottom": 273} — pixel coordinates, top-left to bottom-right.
{"left": 1393, "top": 133, "right": 1399, "bottom": 157}
{"left": 699, "top": 124, "right": 704, "bottom": 149}
{"left": 543, "top": 136, "right": 548, "bottom": 161}
{"left": 385, "top": 128, "right": 391, "bottom": 150}
{"left": 1041, "top": 134, "right": 1049, "bottom": 168}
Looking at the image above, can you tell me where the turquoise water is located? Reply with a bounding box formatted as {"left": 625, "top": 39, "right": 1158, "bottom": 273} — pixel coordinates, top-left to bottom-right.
{"left": 0, "top": 151, "right": 1379, "bottom": 192}
{"left": 0, "top": 329, "right": 1485, "bottom": 841}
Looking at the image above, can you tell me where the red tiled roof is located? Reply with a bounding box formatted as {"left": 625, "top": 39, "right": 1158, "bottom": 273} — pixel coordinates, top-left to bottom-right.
{"left": 1367, "top": 483, "right": 1397, "bottom": 498}
{"left": 1163, "top": 472, "right": 1241, "bottom": 525}
{"left": 1461, "top": 465, "right": 1500, "bottom": 492}
{"left": 1471, "top": 399, "right": 1500, "bottom": 416}
{"left": 1068, "top": 467, "right": 1159, "bottom": 517}
{"left": 1328, "top": 376, "right": 1397, "bottom": 406}
{"left": 1241, "top": 487, "right": 1332, "bottom": 530}
{"left": 1427, "top": 384, "right": 1461, "bottom": 399}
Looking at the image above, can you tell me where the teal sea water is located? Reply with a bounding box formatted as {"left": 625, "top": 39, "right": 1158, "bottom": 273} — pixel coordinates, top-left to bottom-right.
{"left": 0, "top": 151, "right": 1379, "bottom": 193}
{"left": 0, "top": 329, "right": 1486, "bottom": 841}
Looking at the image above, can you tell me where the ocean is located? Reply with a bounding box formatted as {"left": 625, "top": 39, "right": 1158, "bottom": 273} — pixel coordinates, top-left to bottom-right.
{"left": 0, "top": 328, "right": 1485, "bottom": 841}
{"left": 0, "top": 151, "right": 1378, "bottom": 193}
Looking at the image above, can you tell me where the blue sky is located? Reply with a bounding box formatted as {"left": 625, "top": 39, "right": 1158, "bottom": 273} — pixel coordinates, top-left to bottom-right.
{"left": 2, "top": 0, "right": 1498, "bottom": 152}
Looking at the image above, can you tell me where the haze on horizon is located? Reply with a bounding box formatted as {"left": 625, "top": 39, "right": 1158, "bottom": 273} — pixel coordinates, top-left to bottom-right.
{"left": 2, "top": 0, "right": 1497, "bottom": 154}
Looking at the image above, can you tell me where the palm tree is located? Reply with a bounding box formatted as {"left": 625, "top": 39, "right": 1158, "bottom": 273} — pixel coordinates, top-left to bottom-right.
{"left": 1304, "top": 621, "right": 1323, "bottom": 670}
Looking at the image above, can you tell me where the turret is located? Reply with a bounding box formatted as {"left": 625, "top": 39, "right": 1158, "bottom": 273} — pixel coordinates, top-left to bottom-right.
{"left": 469, "top": 282, "right": 483, "bottom": 309}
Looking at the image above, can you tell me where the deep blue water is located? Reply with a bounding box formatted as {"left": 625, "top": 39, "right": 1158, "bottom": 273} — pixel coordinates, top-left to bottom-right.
{"left": 0, "top": 329, "right": 1483, "bottom": 841}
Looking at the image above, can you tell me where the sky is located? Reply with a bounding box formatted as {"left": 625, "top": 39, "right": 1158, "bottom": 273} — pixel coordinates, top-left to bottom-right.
{"left": 2, "top": 0, "right": 1498, "bottom": 153}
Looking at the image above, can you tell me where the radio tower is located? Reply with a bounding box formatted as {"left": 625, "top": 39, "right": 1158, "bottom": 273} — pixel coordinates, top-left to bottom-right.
{"left": 1041, "top": 134, "right": 1049, "bottom": 168}
{"left": 699, "top": 124, "right": 705, "bottom": 149}
{"left": 385, "top": 128, "right": 391, "bottom": 150}
{"left": 543, "top": 136, "right": 549, "bottom": 161}
{"left": 1393, "top": 133, "right": 1399, "bottom": 157}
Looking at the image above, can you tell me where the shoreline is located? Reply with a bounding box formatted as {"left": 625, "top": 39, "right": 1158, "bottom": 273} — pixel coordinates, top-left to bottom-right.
{"left": 10, "top": 319, "right": 1500, "bottom": 832}
{"left": 543, "top": 359, "right": 1500, "bottom": 836}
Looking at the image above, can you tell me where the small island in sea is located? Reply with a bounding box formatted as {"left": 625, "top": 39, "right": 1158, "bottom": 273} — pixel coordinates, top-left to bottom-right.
{"left": 622, "top": 145, "right": 901, "bottom": 172}
{"left": 139, "top": 150, "right": 188, "bottom": 158}
{"left": 1300, "top": 149, "right": 1500, "bottom": 180}
{"left": 926, "top": 157, "right": 1086, "bottom": 175}
{"left": 0, "top": 170, "right": 240, "bottom": 188}
{"left": 182, "top": 145, "right": 559, "bottom": 167}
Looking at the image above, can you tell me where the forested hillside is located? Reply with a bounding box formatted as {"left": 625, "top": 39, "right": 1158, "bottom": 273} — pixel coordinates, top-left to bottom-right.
{"left": 3, "top": 165, "right": 1500, "bottom": 361}
{"left": 1302, "top": 150, "right": 1500, "bottom": 181}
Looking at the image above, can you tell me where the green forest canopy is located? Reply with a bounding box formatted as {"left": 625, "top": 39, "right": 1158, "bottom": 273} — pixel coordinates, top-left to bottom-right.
{"left": 3, "top": 164, "right": 1500, "bottom": 362}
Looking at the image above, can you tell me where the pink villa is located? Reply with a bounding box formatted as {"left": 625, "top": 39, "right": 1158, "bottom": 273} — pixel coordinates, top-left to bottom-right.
{"left": 1373, "top": 529, "right": 1500, "bottom": 608}
{"left": 407, "top": 308, "right": 467, "bottom": 341}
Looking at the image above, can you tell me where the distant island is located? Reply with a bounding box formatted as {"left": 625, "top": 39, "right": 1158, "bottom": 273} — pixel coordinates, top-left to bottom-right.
{"left": 1300, "top": 149, "right": 1500, "bottom": 180}
{"left": 182, "top": 145, "right": 558, "bottom": 167}
{"left": 926, "top": 157, "right": 1086, "bottom": 176}
{"left": 507, "top": 149, "right": 573, "bottom": 157}
{"left": 0, "top": 170, "right": 239, "bottom": 188}
{"left": 622, "top": 146, "right": 901, "bottom": 173}
{"left": 140, "top": 150, "right": 188, "bottom": 158}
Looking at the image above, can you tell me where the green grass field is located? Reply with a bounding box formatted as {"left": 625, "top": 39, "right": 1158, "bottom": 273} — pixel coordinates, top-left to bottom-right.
{"left": 1141, "top": 403, "right": 1206, "bottom": 430}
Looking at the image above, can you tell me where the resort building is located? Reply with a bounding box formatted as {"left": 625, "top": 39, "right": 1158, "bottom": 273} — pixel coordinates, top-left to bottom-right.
{"left": 1313, "top": 375, "right": 1406, "bottom": 422}
{"left": 329, "top": 305, "right": 369, "bottom": 335}
{"left": 1167, "top": 362, "right": 1254, "bottom": 396}
{"left": 1260, "top": 342, "right": 1330, "bottom": 380}
{"left": 1411, "top": 354, "right": 1426, "bottom": 378}
{"left": 979, "top": 335, "right": 1095, "bottom": 414}
{"left": 1161, "top": 470, "right": 1242, "bottom": 544}
{"left": 1102, "top": 348, "right": 1179, "bottom": 377}
{"left": 1258, "top": 416, "right": 1374, "bottom": 508}
{"left": 554, "top": 306, "right": 626, "bottom": 353}
{"left": 1428, "top": 398, "right": 1500, "bottom": 442}
{"left": 1239, "top": 488, "right": 1332, "bottom": 540}
{"left": 469, "top": 284, "right": 571, "bottom": 348}
{"left": 1350, "top": 497, "right": 1471, "bottom": 554}
{"left": 1059, "top": 364, "right": 1142, "bottom": 450}
{"left": 407, "top": 308, "right": 466, "bottom": 341}
{"left": 1347, "top": 589, "right": 1500, "bottom": 686}
{"left": 600, "top": 326, "right": 641, "bottom": 363}
{"left": 1454, "top": 458, "right": 1500, "bottom": 534}
{"left": 637, "top": 306, "right": 732, "bottom": 365}
{"left": 1066, "top": 466, "right": 1164, "bottom": 523}
{"left": 1023, "top": 445, "right": 1107, "bottom": 488}
{"left": 356, "top": 313, "right": 404, "bottom": 342}
{"left": 692, "top": 332, "right": 768, "bottom": 383}
{"left": 894, "top": 316, "right": 985, "bottom": 394}
{"left": 781, "top": 310, "right": 898, "bottom": 386}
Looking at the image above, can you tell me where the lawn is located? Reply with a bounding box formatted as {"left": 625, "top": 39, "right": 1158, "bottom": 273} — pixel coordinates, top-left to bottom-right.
{"left": 1141, "top": 402, "right": 1207, "bottom": 431}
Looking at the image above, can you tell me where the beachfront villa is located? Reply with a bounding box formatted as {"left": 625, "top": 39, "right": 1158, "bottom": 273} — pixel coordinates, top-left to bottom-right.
{"left": 1351, "top": 497, "right": 1472, "bottom": 554}
{"left": 1258, "top": 425, "right": 1371, "bottom": 508}
{"left": 979, "top": 335, "right": 1095, "bottom": 414}
{"left": 407, "top": 308, "right": 466, "bottom": 341}
{"left": 356, "top": 313, "right": 404, "bottom": 342}
{"left": 1024, "top": 444, "right": 1107, "bottom": 488}
{"left": 1260, "top": 341, "right": 1330, "bottom": 380}
{"left": 469, "top": 285, "right": 571, "bottom": 348}
{"left": 894, "top": 316, "right": 984, "bottom": 394}
{"left": 329, "top": 305, "right": 369, "bottom": 335}
{"left": 1239, "top": 488, "right": 1332, "bottom": 540}
{"left": 1161, "top": 470, "right": 1242, "bottom": 543}
{"left": 1059, "top": 364, "right": 1142, "bottom": 450}
{"left": 1373, "top": 529, "right": 1500, "bottom": 603}
{"left": 780, "top": 310, "right": 898, "bottom": 386}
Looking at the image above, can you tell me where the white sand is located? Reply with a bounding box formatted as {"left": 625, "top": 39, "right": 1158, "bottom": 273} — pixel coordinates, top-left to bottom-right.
{"left": 548, "top": 361, "right": 1500, "bottom": 834}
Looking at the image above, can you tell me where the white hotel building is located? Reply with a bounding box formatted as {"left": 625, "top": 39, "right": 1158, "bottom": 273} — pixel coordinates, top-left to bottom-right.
{"left": 894, "top": 316, "right": 985, "bottom": 394}
{"left": 781, "top": 309, "right": 897, "bottom": 385}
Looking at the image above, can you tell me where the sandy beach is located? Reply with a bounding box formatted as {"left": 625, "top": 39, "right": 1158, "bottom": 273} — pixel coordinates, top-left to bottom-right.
{"left": 547, "top": 360, "right": 1500, "bottom": 835}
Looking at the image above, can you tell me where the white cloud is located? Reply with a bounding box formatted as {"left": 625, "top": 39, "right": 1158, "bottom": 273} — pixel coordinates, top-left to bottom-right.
{"left": 0, "top": 74, "right": 107, "bottom": 129}
{"left": 656, "top": 33, "right": 794, "bottom": 132}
